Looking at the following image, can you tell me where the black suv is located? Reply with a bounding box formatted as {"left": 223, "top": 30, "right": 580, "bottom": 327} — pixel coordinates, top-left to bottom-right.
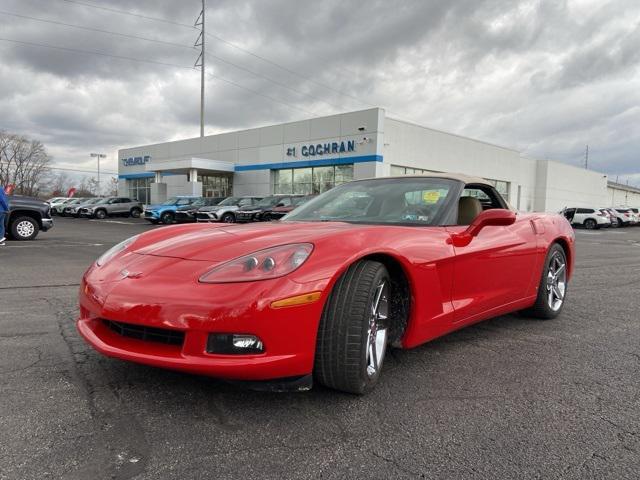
{"left": 5, "top": 196, "right": 54, "bottom": 240}
{"left": 235, "top": 195, "right": 304, "bottom": 223}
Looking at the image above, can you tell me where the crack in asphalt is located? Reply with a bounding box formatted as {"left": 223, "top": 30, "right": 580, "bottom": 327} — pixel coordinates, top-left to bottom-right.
{"left": 47, "top": 298, "right": 151, "bottom": 480}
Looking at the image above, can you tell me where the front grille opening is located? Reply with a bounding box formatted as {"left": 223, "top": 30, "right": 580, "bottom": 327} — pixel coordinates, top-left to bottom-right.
{"left": 103, "top": 319, "right": 185, "bottom": 346}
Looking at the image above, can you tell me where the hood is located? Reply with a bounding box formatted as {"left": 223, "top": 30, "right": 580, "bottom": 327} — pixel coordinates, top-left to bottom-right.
{"left": 199, "top": 204, "right": 237, "bottom": 212}
{"left": 8, "top": 196, "right": 48, "bottom": 209}
{"left": 145, "top": 204, "right": 167, "bottom": 211}
{"left": 133, "top": 221, "right": 360, "bottom": 262}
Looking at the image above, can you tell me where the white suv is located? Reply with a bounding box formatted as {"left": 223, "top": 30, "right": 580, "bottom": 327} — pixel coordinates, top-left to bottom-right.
{"left": 561, "top": 207, "right": 611, "bottom": 229}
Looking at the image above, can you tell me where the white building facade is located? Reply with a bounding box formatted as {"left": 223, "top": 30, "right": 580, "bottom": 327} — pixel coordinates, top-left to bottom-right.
{"left": 117, "top": 108, "right": 634, "bottom": 211}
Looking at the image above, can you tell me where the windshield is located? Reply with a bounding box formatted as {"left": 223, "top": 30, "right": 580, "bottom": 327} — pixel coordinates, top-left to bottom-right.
{"left": 95, "top": 198, "right": 111, "bottom": 205}
{"left": 284, "top": 178, "right": 457, "bottom": 225}
{"left": 218, "top": 197, "right": 240, "bottom": 206}
{"left": 84, "top": 198, "right": 100, "bottom": 205}
{"left": 256, "top": 196, "right": 281, "bottom": 207}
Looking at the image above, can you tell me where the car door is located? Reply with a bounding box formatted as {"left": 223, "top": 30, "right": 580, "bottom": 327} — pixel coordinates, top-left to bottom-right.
{"left": 111, "top": 198, "right": 126, "bottom": 214}
{"left": 446, "top": 184, "right": 539, "bottom": 324}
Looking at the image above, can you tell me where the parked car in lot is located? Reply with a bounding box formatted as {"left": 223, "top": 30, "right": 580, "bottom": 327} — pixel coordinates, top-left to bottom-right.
{"left": 5, "top": 195, "right": 53, "bottom": 240}
{"left": 235, "top": 195, "right": 305, "bottom": 223}
{"left": 195, "top": 196, "right": 262, "bottom": 223}
{"left": 77, "top": 174, "right": 575, "bottom": 394}
{"left": 53, "top": 197, "right": 87, "bottom": 216}
{"left": 609, "top": 208, "right": 634, "bottom": 227}
{"left": 174, "top": 197, "right": 226, "bottom": 223}
{"left": 64, "top": 197, "right": 103, "bottom": 217}
{"left": 79, "top": 197, "right": 143, "bottom": 219}
{"left": 629, "top": 208, "right": 640, "bottom": 224}
{"left": 561, "top": 207, "right": 610, "bottom": 229}
{"left": 48, "top": 197, "right": 75, "bottom": 215}
{"left": 144, "top": 196, "right": 202, "bottom": 224}
{"left": 263, "top": 195, "right": 316, "bottom": 221}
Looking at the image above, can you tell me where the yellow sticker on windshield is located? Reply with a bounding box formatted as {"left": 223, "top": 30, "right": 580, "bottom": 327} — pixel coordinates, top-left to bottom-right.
{"left": 422, "top": 191, "right": 440, "bottom": 204}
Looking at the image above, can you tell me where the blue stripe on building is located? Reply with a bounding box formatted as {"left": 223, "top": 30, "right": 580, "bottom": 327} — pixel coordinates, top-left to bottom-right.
{"left": 234, "top": 155, "right": 383, "bottom": 172}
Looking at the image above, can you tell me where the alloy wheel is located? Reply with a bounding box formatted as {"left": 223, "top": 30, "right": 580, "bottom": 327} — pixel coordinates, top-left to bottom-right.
{"left": 546, "top": 252, "right": 566, "bottom": 311}
{"left": 366, "top": 281, "right": 389, "bottom": 377}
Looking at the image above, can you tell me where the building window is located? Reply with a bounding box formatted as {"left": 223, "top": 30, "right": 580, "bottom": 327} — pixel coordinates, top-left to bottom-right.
{"left": 390, "top": 165, "right": 439, "bottom": 176}
{"left": 128, "top": 177, "right": 152, "bottom": 205}
{"left": 274, "top": 164, "right": 354, "bottom": 194}
{"left": 486, "top": 179, "right": 509, "bottom": 198}
{"left": 198, "top": 174, "right": 232, "bottom": 197}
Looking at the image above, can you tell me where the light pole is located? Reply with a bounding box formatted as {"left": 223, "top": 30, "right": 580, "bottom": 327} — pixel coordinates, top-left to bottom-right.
{"left": 90, "top": 153, "right": 107, "bottom": 195}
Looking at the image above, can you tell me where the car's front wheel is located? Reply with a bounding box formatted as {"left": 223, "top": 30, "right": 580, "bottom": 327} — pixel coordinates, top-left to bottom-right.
{"left": 314, "top": 260, "right": 390, "bottom": 394}
{"left": 94, "top": 209, "right": 107, "bottom": 220}
{"left": 10, "top": 216, "right": 39, "bottom": 241}
{"left": 221, "top": 212, "right": 235, "bottom": 223}
{"left": 160, "top": 212, "right": 174, "bottom": 224}
{"left": 524, "top": 243, "right": 568, "bottom": 320}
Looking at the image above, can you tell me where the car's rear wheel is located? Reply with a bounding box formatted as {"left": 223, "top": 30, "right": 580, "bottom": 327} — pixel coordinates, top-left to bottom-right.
{"left": 314, "top": 260, "right": 390, "bottom": 394}
{"left": 10, "top": 216, "right": 39, "bottom": 241}
{"left": 524, "top": 243, "right": 567, "bottom": 320}
{"left": 221, "top": 212, "right": 235, "bottom": 223}
{"left": 94, "top": 209, "right": 107, "bottom": 220}
{"left": 130, "top": 207, "right": 142, "bottom": 218}
{"left": 584, "top": 218, "right": 596, "bottom": 229}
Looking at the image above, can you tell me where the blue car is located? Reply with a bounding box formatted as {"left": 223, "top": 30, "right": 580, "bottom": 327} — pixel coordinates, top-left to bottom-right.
{"left": 144, "top": 196, "right": 202, "bottom": 224}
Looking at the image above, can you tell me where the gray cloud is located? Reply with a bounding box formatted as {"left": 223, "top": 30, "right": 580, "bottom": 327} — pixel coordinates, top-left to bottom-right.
{"left": 0, "top": 0, "right": 638, "bottom": 185}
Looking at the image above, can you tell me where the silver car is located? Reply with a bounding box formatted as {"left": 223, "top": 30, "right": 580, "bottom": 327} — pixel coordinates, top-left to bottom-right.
{"left": 195, "top": 196, "right": 262, "bottom": 223}
{"left": 63, "top": 197, "right": 104, "bottom": 217}
{"left": 78, "top": 197, "right": 143, "bottom": 219}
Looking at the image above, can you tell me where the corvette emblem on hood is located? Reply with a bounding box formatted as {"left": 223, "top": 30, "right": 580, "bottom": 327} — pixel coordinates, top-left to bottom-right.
{"left": 120, "top": 269, "right": 143, "bottom": 279}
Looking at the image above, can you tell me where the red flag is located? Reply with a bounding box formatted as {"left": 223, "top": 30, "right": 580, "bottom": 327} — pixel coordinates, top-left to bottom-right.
{"left": 4, "top": 184, "right": 15, "bottom": 195}
{"left": 67, "top": 187, "right": 77, "bottom": 198}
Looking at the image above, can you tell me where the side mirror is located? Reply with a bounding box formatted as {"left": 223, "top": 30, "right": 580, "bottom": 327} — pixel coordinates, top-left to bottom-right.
{"left": 450, "top": 209, "right": 516, "bottom": 247}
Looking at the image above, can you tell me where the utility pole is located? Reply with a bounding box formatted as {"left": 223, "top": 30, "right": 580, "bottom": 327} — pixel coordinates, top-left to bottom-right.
{"left": 194, "top": 0, "right": 205, "bottom": 137}
{"left": 584, "top": 144, "right": 589, "bottom": 169}
{"left": 90, "top": 153, "right": 106, "bottom": 195}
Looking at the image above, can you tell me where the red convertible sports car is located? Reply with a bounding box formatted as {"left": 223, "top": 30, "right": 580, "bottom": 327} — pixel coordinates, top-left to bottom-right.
{"left": 78, "top": 174, "right": 575, "bottom": 394}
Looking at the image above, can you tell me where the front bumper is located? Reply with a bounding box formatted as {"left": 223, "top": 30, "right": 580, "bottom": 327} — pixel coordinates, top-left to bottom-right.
{"left": 41, "top": 218, "right": 53, "bottom": 231}
{"left": 77, "top": 259, "right": 330, "bottom": 381}
{"left": 196, "top": 211, "right": 220, "bottom": 222}
{"left": 175, "top": 211, "right": 196, "bottom": 223}
{"left": 236, "top": 211, "right": 262, "bottom": 223}
{"left": 144, "top": 210, "right": 160, "bottom": 220}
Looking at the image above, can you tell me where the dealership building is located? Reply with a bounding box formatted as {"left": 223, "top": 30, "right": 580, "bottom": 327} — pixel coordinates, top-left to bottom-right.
{"left": 118, "top": 107, "right": 639, "bottom": 211}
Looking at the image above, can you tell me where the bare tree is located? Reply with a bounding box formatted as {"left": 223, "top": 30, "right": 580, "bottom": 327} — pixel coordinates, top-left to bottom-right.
{"left": 0, "top": 131, "right": 52, "bottom": 196}
{"left": 108, "top": 176, "right": 118, "bottom": 196}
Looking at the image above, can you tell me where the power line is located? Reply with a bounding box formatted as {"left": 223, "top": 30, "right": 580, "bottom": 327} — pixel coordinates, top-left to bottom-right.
{"left": 0, "top": 10, "right": 196, "bottom": 50}
{"left": 204, "top": 51, "right": 341, "bottom": 112}
{"left": 205, "top": 71, "right": 317, "bottom": 116}
{"left": 53, "top": 0, "right": 377, "bottom": 110}
{"left": 0, "top": 37, "right": 317, "bottom": 116}
{"left": 0, "top": 37, "right": 196, "bottom": 70}
{"left": 57, "top": 0, "right": 195, "bottom": 29}
{"left": 0, "top": 162, "right": 117, "bottom": 175}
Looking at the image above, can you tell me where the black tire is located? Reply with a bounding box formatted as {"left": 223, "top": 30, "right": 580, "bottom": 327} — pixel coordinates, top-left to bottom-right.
{"left": 314, "top": 260, "right": 391, "bottom": 394}
{"left": 130, "top": 207, "right": 142, "bottom": 218}
{"left": 523, "top": 243, "right": 568, "bottom": 320}
{"left": 221, "top": 212, "right": 235, "bottom": 223}
{"left": 584, "top": 218, "right": 596, "bottom": 230}
{"left": 94, "top": 209, "right": 107, "bottom": 220}
{"left": 10, "top": 216, "right": 39, "bottom": 241}
{"left": 160, "top": 212, "right": 174, "bottom": 225}
{"left": 263, "top": 213, "right": 271, "bottom": 222}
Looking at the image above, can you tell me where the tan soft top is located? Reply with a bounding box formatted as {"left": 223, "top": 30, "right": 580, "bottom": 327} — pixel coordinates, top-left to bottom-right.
{"left": 356, "top": 173, "right": 493, "bottom": 186}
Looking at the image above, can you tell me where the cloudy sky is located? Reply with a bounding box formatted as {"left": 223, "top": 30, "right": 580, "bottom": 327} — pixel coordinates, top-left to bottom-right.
{"left": 1, "top": 0, "right": 639, "bottom": 186}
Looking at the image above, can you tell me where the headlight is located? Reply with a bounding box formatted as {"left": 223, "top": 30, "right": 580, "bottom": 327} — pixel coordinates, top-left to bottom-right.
{"left": 96, "top": 234, "right": 140, "bottom": 267}
{"left": 199, "top": 243, "right": 313, "bottom": 283}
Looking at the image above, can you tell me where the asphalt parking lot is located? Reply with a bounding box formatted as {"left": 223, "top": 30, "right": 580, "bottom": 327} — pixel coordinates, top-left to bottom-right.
{"left": 1, "top": 218, "right": 639, "bottom": 479}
